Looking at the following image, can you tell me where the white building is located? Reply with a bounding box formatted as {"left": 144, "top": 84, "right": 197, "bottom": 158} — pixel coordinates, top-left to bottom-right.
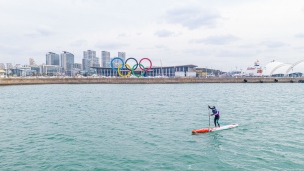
{"left": 83, "top": 50, "right": 100, "bottom": 70}
{"left": 61, "top": 51, "right": 74, "bottom": 72}
{"left": 118, "top": 52, "right": 126, "bottom": 61}
{"left": 29, "top": 58, "right": 37, "bottom": 66}
{"left": 263, "top": 60, "right": 304, "bottom": 77}
{"left": 46, "top": 52, "right": 60, "bottom": 65}
{"left": 42, "top": 65, "right": 62, "bottom": 75}
{"left": 0, "top": 69, "right": 5, "bottom": 78}
{"left": 101, "top": 51, "right": 110, "bottom": 67}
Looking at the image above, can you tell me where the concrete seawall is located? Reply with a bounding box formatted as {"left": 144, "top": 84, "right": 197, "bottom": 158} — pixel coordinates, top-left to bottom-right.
{"left": 0, "top": 77, "right": 303, "bottom": 85}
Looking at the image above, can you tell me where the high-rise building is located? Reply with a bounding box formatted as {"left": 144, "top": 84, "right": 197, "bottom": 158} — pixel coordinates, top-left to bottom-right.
{"left": 83, "top": 50, "right": 95, "bottom": 60}
{"left": 112, "top": 52, "right": 126, "bottom": 68}
{"left": 61, "top": 51, "right": 74, "bottom": 71}
{"left": 82, "top": 58, "right": 91, "bottom": 71}
{"left": 0, "top": 63, "right": 5, "bottom": 69}
{"left": 101, "top": 51, "right": 110, "bottom": 67}
{"left": 118, "top": 52, "right": 126, "bottom": 61}
{"left": 29, "top": 58, "right": 37, "bottom": 66}
{"left": 46, "top": 52, "right": 60, "bottom": 65}
{"left": 93, "top": 56, "right": 100, "bottom": 67}
{"left": 83, "top": 50, "right": 100, "bottom": 71}
{"left": 6, "top": 63, "right": 13, "bottom": 69}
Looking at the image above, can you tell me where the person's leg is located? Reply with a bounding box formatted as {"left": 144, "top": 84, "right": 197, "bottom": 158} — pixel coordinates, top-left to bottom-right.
{"left": 217, "top": 116, "right": 220, "bottom": 127}
{"left": 214, "top": 116, "right": 219, "bottom": 127}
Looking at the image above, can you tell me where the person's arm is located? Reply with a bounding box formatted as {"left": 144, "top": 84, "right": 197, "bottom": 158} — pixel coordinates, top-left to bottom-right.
{"left": 208, "top": 105, "right": 214, "bottom": 110}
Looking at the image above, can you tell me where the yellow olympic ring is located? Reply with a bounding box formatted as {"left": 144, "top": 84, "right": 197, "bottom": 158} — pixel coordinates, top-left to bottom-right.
{"left": 117, "top": 64, "right": 132, "bottom": 78}
{"left": 125, "top": 63, "right": 133, "bottom": 71}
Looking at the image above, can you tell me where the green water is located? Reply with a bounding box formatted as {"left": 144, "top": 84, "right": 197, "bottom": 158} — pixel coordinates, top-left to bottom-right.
{"left": 0, "top": 84, "right": 303, "bottom": 170}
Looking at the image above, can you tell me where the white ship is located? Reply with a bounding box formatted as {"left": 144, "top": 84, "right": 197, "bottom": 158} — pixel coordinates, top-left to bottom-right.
{"left": 246, "top": 60, "right": 263, "bottom": 77}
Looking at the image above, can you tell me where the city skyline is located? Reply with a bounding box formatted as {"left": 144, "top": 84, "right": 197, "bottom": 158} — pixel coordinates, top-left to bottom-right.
{"left": 1, "top": 0, "right": 304, "bottom": 71}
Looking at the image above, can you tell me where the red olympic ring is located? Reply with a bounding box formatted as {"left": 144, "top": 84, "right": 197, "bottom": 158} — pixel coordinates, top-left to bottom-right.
{"left": 139, "top": 58, "right": 152, "bottom": 72}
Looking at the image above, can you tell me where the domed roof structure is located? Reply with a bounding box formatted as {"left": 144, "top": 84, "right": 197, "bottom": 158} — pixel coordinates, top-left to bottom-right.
{"left": 284, "top": 59, "right": 304, "bottom": 76}
{"left": 272, "top": 64, "right": 291, "bottom": 76}
{"left": 263, "top": 60, "right": 304, "bottom": 77}
{"left": 262, "top": 61, "right": 284, "bottom": 76}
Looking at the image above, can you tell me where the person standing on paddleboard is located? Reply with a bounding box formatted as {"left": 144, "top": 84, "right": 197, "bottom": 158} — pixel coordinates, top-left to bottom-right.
{"left": 208, "top": 105, "right": 220, "bottom": 128}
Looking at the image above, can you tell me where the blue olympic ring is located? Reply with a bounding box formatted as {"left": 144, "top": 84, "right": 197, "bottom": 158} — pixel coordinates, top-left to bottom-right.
{"left": 110, "top": 57, "right": 124, "bottom": 71}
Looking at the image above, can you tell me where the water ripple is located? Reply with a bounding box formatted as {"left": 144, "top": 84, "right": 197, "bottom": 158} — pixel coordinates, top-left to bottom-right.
{"left": 0, "top": 84, "right": 303, "bottom": 170}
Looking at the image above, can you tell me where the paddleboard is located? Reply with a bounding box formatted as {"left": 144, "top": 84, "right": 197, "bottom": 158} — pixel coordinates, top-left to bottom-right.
{"left": 192, "top": 124, "right": 238, "bottom": 134}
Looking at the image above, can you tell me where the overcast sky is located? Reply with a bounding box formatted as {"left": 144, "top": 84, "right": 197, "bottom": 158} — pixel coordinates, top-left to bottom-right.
{"left": 0, "top": 0, "right": 304, "bottom": 71}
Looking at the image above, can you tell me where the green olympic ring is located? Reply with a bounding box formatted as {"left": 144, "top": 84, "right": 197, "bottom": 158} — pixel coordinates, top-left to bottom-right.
{"left": 132, "top": 64, "right": 146, "bottom": 78}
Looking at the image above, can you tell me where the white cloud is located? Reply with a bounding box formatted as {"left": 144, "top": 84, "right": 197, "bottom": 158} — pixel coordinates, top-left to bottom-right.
{"left": 70, "top": 39, "right": 88, "bottom": 47}
{"left": 155, "top": 45, "right": 169, "bottom": 51}
{"left": 154, "top": 29, "right": 175, "bottom": 37}
{"left": 260, "top": 41, "right": 288, "bottom": 48}
{"left": 24, "top": 25, "right": 54, "bottom": 38}
{"left": 190, "top": 34, "right": 239, "bottom": 45}
{"left": 118, "top": 33, "right": 127, "bottom": 38}
{"left": 216, "top": 49, "right": 259, "bottom": 58}
{"left": 295, "top": 33, "right": 304, "bottom": 38}
{"left": 164, "top": 4, "right": 222, "bottom": 29}
{"left": 95, "top": 42, "right": 129, "bottom": 50}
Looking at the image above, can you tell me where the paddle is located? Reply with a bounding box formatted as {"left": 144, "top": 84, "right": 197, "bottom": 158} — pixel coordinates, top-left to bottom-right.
{"left": 208, "top": 105, "right": 210, "bottom": 132}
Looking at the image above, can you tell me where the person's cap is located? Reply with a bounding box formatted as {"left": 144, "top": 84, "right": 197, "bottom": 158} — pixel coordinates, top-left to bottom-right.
{"left": 213, "top": 106, "right": 216, "bottom": 108}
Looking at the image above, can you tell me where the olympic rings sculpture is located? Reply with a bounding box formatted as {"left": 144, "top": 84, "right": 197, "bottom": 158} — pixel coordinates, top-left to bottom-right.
{"left": 110, "top": 57, "right": 152, "bottom": 78}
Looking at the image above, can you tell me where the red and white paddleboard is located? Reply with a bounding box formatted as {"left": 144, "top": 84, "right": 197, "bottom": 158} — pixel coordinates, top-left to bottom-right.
{"left": 192, "top": 124, "right": 238, "bottom": 134}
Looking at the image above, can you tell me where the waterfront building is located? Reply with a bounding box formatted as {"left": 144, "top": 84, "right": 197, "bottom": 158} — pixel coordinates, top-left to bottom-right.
{"left": 110, "top": 52, "right": 126, "bottom": 68}
{"left": 30, "top": 66, "right": 41, "bottom": 75}
{"left": 92, "top": 64, "right": 197, "bottom": 77}
{"left": 195, "top": 68, "right": 221, "bottom": 77}
{"left": 61, "top": 51, "right": 74, "bottom": 73}
{"left": 83, "top": 50, "right": 96, "bottom": 59}
{"left": 74, "top": 63, "right": 82, "bottom": 70}
{"left": 42, "top": 65, "right": 62, "bottom": 76}
{"left": 6, "top": 63, "right": 13, "bottom": 69}
{"left": 0, "top": 63, "right": 5, "bottom": 69}
{"left": 118, "top": 52, "right": 126, "bottom": 61}
{"left": 3, "top": 63, "right": 13, "bottom": 77}
{"left": 0, "top": 69, "right": 4, "bottom": 78}
{"left": 29, "top": 58, "right": 37, "bottom": 66}
{"left": 93, "top": 57, "right": 100, "bottom": 67}
{"left": 9, "top": 66, "right": 32, "bottom": 77}
{"left": 83, "top": 50, "right": 100, "bottom": 71}
{"left": 82, "top": 58, "right": 91, "bottom": 71}
{"left": 263, "top": 59, "right": 304, "bottom": 77}
{"left": 46, "top": 52, "right": 60, "bottom": 65}
{"left": 101, "top": 51, "right": 110, "bottom": 68}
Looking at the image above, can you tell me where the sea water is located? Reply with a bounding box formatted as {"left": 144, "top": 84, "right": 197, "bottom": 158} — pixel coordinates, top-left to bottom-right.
{"left": 0, "top": 83, "right": 303, "bottom": 170}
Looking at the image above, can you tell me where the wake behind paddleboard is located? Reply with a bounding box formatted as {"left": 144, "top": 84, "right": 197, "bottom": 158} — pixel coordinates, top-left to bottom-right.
{"left": 192, "top": 124, "right": 238, "bottom": 134}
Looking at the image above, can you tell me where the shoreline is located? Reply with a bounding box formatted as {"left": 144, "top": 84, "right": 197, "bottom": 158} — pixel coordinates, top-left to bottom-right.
{"left": 0, "top": 77, "right": 303, "bottom": 85}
